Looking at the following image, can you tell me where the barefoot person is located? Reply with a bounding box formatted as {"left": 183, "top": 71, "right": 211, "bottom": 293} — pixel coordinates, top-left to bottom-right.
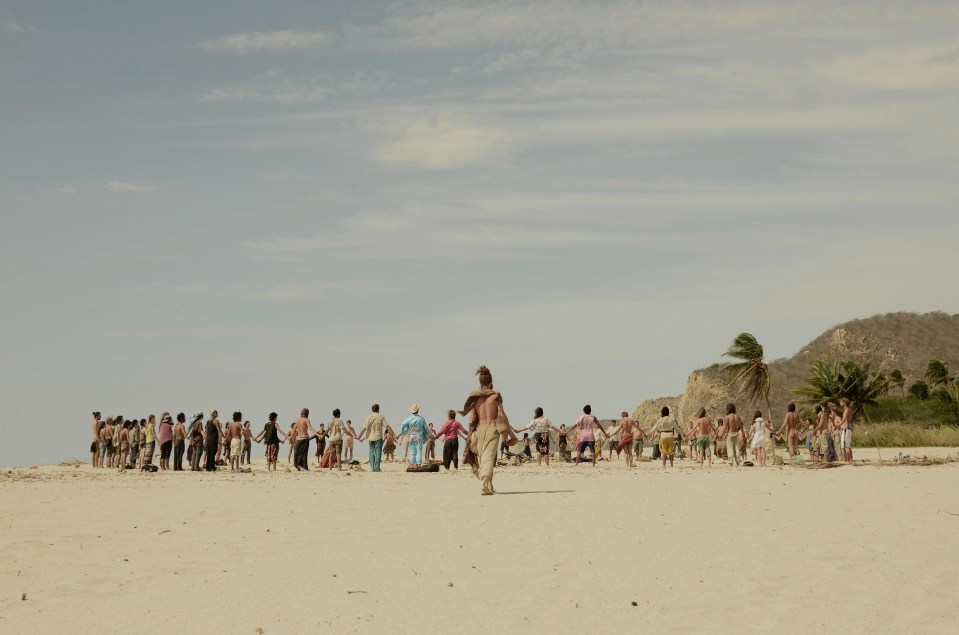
{"left": 776, "top": 403, "right": 802, "bottom": 458}
{"left": 188, "top": 412, "right": 204, "bottom": 471}
{"left": 90, "top": 412, "right": 102, "bottom": 468}
{"left": 293, "top": 409, "right": 318, "bottom": 471}
{"left": 460, "top": 365, "right": 510, "bottom": 495}
{"left": 173, "top": 413, "right": 187, "bottom": 471}
{"left": 514, "top": 407, "right": 561, "bottom": 466}
{"left": 228, "top": 412, "right": 244, "bottom": 472}
{"left": 400, "top": 405, "right": 429, "bottom": 466}
{"left": 691, "top": 408, "right": 716, "bottom": 467}
{"left": 839, "top": 398, "right": 855, "bottom": 462}
{"left": 344, "top": 420, "right": 357, "bottom": 463}
{"left": 573, "top": 405, "right": 607, "bottom": 466}
{"left": 205, "top": 410, "right": 223, "bottom": 472}
{"left": 357, "top": 404, "right": 392, "bottom": 472}
{"left": 254, "top": 412, "right": 287, "bottom": 472}
{"left": 116, "top": 422, "right": 130, "bottom": 471}
{"left": 749, "top": 411, "right": 773, "bottom": 467}
{"left": 719, "top": 403, "right": 745, "bottom": 467}
{"left": 326, "top": 410, "right": 345, "bottom": 471}
{"left": 652, "top": 407, "right": 681, "bottom": 468}
{"left": 606, "top": 411, "right": 639, "bottom": 469}
{"left": 433, "top": 410, "right": 469, "bottom": 471}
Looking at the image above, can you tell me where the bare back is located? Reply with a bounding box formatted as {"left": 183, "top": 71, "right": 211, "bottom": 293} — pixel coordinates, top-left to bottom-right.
{"left": 783, "top": 412, "right": 799, "bottom": 431}
{"left": 474, "top": 393, "right": 501, "bottom": 427}
{"left": 294, "top": 417, "right": 311, "bottom": 438}
{"left": 228, "top": 421, "right": 243, "bottom": 438}
{"left": 620, "top": 417, "right": 634, "bottom": 436}
{"left": 725, "top": 413, "right": 744, "bottom": 433}
{"left": 694, "top": 416, "right": 713, "bottom": 436}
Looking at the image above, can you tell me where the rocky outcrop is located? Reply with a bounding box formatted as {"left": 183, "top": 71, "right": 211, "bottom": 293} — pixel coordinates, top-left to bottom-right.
{"left": 634, "top": 312, "right": 959, "bottom": 427}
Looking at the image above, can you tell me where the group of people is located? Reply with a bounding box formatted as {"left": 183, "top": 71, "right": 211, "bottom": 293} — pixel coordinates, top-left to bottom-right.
{"left": 89, "top": 366, "right": 858, "bottom": 493}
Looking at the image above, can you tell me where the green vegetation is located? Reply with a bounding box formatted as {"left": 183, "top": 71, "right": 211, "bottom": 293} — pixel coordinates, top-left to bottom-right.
{"left": 723, "top": 333, "right": 771, "bottom": 416}
{"left": 909, "top": 381, "right": 930, "bottom": 400}
{"left": 925, "top": 359, "right": 953, "bottom": 386}
{"left": 863, "top": 395, "right": 959, "bottom": 425}
{"left": 794, "top": 359, "right": 888, "bottom": 419}
{"left": 889, "top": 369, "right": 905, "bottom": 396}
{"left": 853, "top": 422, "right": 959, "bottom": 448}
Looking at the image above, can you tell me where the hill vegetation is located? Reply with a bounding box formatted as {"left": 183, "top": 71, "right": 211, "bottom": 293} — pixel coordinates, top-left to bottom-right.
{"left": 633, "top": 312, "right": 959, "bottom": 431}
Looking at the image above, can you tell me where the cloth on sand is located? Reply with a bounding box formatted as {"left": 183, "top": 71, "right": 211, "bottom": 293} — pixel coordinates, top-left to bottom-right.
{"left": 616, "top": 434, "right": 633, "bottom": 453}
{"left": 470, "top": 424, "right": 499, "bottom": 479}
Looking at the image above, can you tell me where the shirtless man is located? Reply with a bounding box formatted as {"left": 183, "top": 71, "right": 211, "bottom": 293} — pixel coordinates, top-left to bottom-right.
{"left": 606, "top": 411, "right": 639, "bottom": 468}
{"left": 173, "top": 413, "right": 187, "bottom": 471}
{"left": 839, "top": 398, "right": 854, "bottom": 462}
{"left": 776, "top": 403, "right": 802, "bottom": 458}
{"left": 720, "top": 403, "right": 745, "bottom": 466}
{"left": 91, "top": 412, "right": 102, "bottom": 467}
{"left": 692, "top": 408, "right": 716, "bottom": 467}
{"left": 227, "top": 412, "right": 244, "bottom": 472}
{"left": 685, "top": 418, "right": 699, "bottom": 462}
{"left": 461, "top": 365, "right": 510, "bottom": 495}
{"left": 293, "top": 408, "right": 318, "bottom": 471}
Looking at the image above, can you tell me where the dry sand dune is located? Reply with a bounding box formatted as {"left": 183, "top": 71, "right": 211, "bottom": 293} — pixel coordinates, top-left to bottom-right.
{"left": 2, "top": 449, "right": 959, "bottom": 634}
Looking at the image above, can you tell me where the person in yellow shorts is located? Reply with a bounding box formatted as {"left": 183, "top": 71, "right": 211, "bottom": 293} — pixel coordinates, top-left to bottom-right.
{"left": 652, "top": 406, "right": 681, "bottom": 468}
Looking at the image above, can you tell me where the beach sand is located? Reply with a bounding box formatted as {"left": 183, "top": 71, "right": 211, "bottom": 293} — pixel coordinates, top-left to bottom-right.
{"left": 2, "top": 448, "right": 958, "bottom": 634}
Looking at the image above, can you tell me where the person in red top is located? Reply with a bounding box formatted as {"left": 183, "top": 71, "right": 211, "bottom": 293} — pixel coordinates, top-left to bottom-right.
{"left": 434, "top": 410, "right": 469, "bottom": 471}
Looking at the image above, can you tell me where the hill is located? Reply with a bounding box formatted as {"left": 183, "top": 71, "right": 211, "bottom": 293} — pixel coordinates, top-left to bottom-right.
{"left": 632, "top": 311, "right": 959, "bottom": 428}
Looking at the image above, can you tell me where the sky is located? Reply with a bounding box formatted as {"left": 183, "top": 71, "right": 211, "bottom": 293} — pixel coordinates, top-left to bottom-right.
{"left": 2, "top": 0, "right": 958, "bottom": 466}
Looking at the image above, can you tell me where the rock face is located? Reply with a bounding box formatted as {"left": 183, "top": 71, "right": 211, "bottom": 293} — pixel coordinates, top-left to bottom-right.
{"left": 634, "top": 311, "right": 959, "bottom": 428}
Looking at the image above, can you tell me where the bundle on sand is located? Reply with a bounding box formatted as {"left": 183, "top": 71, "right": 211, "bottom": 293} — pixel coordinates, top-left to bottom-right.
{"left": 792, "top": 455, "right": 959, "bottom": 469}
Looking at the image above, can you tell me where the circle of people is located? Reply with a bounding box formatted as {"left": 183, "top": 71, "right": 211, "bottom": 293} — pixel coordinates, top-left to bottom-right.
{"left": 88, "top": 397, "right": 854, "bottom": 473}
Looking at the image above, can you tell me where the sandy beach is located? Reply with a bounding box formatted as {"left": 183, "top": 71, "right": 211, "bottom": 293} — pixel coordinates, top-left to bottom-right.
{"left": 2, "top": 449, "right": 959, "bottom": 635}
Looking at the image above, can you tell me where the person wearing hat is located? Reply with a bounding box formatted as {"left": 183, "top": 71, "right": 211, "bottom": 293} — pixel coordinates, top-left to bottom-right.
{"left": 399, "top": 404, "right": 429, "bottom": 466}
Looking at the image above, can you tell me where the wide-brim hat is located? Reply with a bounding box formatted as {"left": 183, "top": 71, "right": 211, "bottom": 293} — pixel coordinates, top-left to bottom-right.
{"left": 409, "top": 404, "right": 420, "bottom": 414}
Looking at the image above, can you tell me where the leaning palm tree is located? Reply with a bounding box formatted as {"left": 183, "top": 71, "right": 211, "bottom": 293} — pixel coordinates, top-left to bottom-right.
{"left": 889, "top": 369, "right": 905, "bottom": 397}
{"left": 723, "top": 333, "right": 771, "bottom": 419}
{"left": 925, "top": 360, "right": 953, "bottom": 386}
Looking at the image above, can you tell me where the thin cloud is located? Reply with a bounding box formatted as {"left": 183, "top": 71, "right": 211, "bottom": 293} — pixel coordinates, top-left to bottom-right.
{"left": 0, "top": 19, "right": 25, "bottom": 32}
{"left": 107, "top": 181, "right": 154, "bottom": 193}
{"left": 373, "top": 115, "right": 514, "bottom": 168}
{"left": 200, "top": 28, "right": 333, "bottom": 53}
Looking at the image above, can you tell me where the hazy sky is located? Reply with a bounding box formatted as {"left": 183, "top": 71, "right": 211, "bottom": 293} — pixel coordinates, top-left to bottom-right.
{"left": 2, "top": 1, "right": 958, "bottom": 466}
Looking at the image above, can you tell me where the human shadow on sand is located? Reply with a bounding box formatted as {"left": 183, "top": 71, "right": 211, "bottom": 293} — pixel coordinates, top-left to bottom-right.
{"left": 495, "top": 490, "right": 574, "bottom": 495}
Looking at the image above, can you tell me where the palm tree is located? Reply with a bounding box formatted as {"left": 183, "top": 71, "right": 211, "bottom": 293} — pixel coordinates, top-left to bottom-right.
{"left": 908, "top": 381, "right": 930, "bottom": 400}
{"left": 889, "top": 369, "right": 905, "bottom": 397}
{"left": 794, "top": 360, "right": 888, "bottom": 421}
{"left": 925, "top": 360, "right": 953, "bottom": 386}
{"left": 723, "top": 333, "right": 771, "bottom": 418}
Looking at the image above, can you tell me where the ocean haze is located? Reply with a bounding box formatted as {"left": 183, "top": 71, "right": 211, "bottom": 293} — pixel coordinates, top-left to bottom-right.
{"left": 2, "top": 1, "right": 959, "bottom": 466}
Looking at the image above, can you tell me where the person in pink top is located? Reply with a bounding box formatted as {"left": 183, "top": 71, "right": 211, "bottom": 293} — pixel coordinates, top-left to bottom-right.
{"left": 573, "top": 404, "right": 607, "bottom": 466}
{"left": 434, "top": 410, "right": 469, "bottom": 471}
